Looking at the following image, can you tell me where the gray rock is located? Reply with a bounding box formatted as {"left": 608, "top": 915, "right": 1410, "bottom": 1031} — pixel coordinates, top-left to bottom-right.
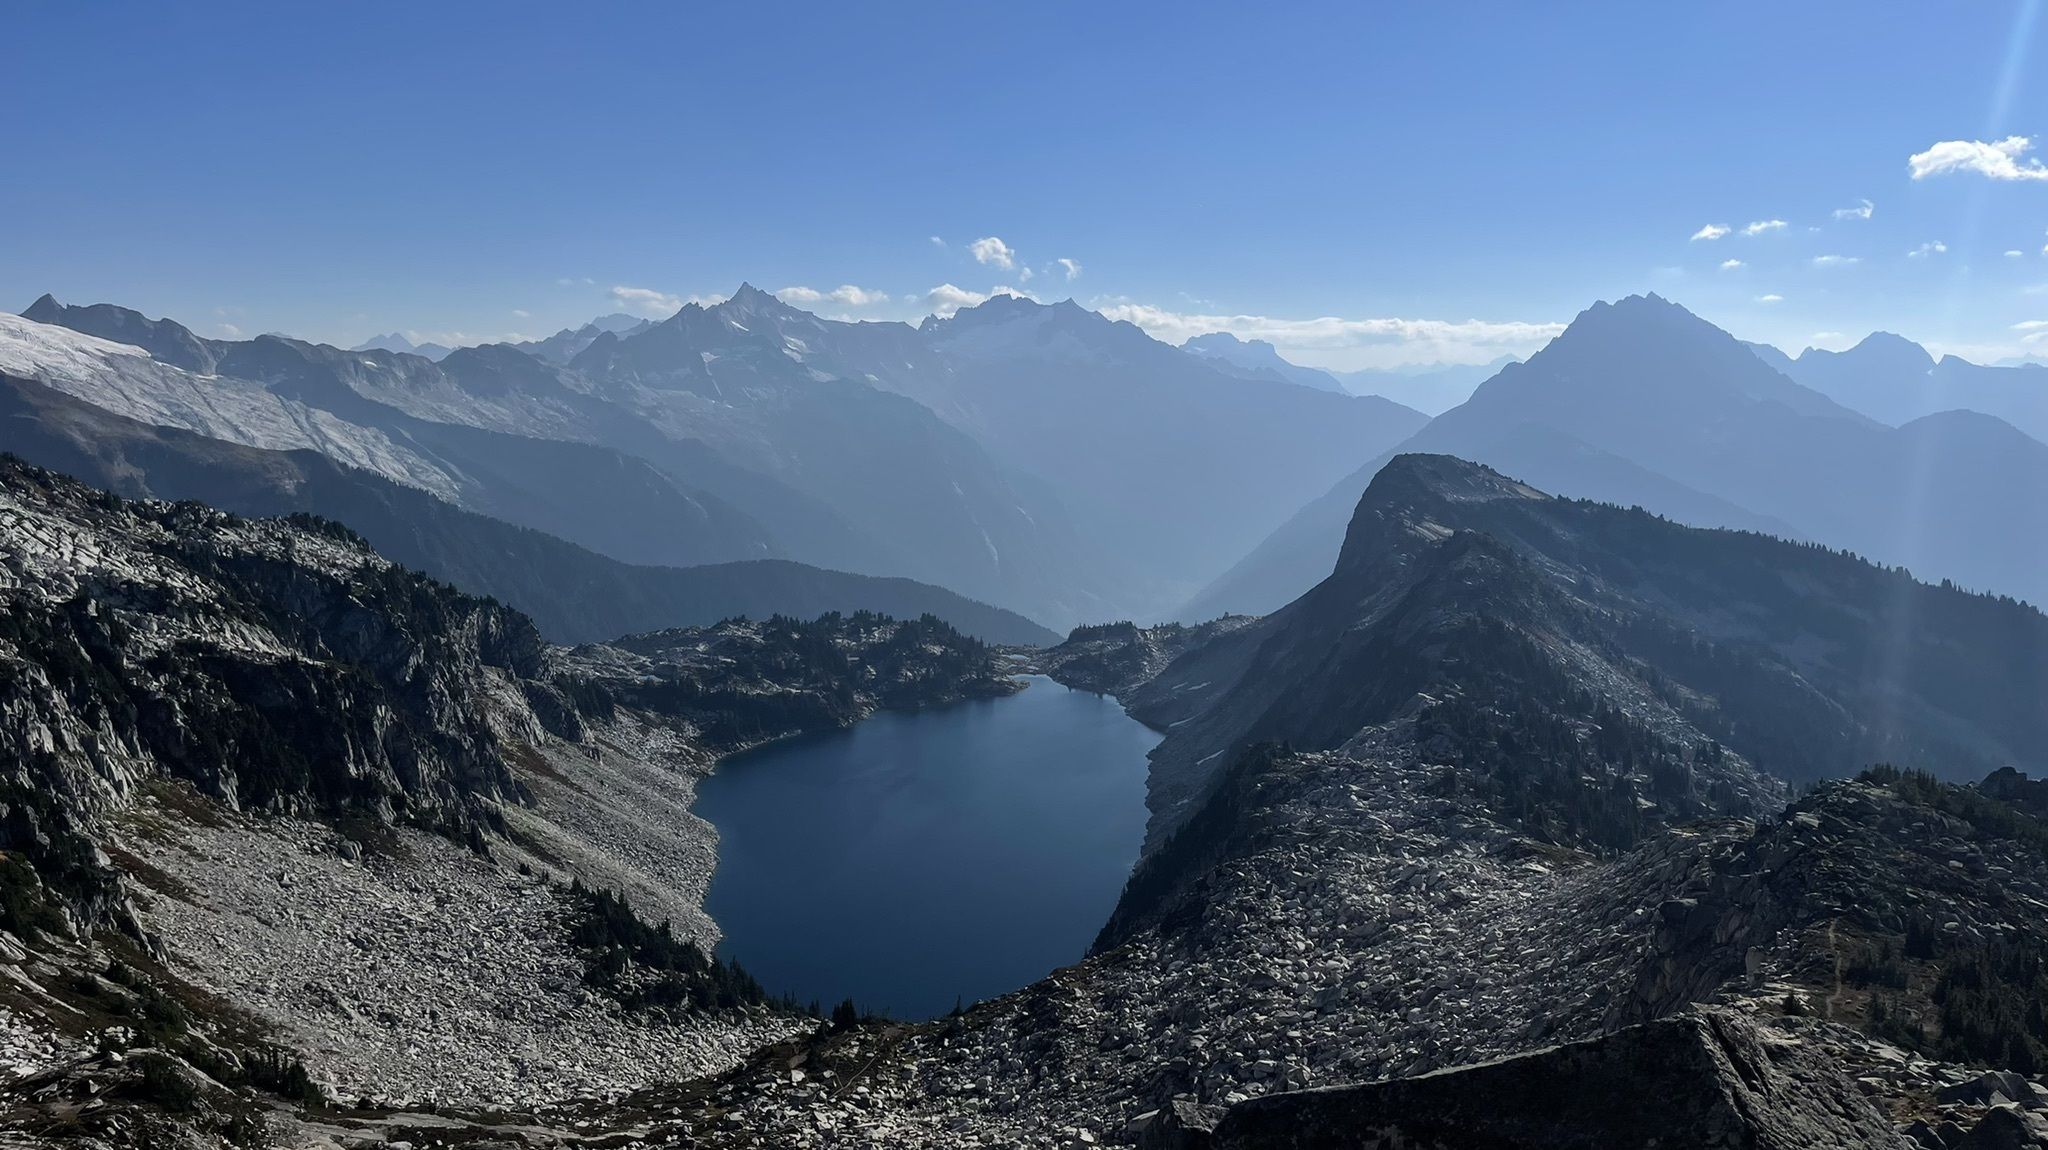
{"left": 1210, "top": 1009, "right": 1900, "bottom": 1149}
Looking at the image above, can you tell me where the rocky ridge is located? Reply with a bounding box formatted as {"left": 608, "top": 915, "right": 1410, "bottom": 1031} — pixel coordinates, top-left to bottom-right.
{"left": 580, "top": 753, "right": 2048, "bottom": 1149}
{"left": 0, "top": 458, "right": 1028, "bottom": 1143}
{"left": 6, "top": 449, "right": 2048, "bottom": 1148}
{"left": 1033, "top": 618, "right": 1260, "bottom": 700}
{"left": 1126, "top": 454, "right": 2048, "bottom": 852}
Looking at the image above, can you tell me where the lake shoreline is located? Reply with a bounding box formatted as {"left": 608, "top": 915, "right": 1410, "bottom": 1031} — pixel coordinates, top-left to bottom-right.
{"left": 690, "top": 676, "right": 1161, "bottom": 1020}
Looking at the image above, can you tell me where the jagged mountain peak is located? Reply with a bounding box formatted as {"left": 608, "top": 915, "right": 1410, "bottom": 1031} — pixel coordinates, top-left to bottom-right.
{"left": 926, "top": 293, "right": 1167, "bottom": 363}
{"left": 1331, "top": 455, "right": 1553, "bottom": 578}
{"left": 931, "top": 291, "right": 1047, "bottom": 327}
{"left": 1469, "top": 290, "right": 1862, "bottom": 423}
{"left": 1551, "top": 291, "right": 1723, "bottom": 348}
{"left": 1822, "top": 330, "right": 1937, "bottom": 372}
{"left": 717, "top": 281, "right": 798, "bottom": 319}
{"left": 16, "top": 294, "right": 221, "bottom": 373}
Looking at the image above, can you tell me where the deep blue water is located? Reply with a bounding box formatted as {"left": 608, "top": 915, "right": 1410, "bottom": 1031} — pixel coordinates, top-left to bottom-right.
{"left": 693, "top": 675, "right": 1159, "bottom": 1020}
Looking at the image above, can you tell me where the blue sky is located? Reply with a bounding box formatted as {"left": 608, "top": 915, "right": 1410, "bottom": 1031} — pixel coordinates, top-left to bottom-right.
{"left": 5, "top": 1, "right": 2048, "bottom": 369}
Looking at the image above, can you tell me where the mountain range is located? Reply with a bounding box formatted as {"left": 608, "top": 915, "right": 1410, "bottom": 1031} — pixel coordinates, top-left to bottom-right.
{"left": 1, "top": 303, "right": 787, "bottom": 573}
{"left": 351, "top": 331, "right": 452, "bottom": 360}
{"left": 515, "top": 311, "right": 651, "bottom": 362}
{"left": 1329, "top": 354, "right": 1520, "bottom": 414}
{"left": 18, "top": 286, "right": 2048, "bottom": 649}
{"left": 1181, "top": 331, "right": 1350, "bottom": 392}
{"left": 1186, "top": 294, "right": 2048, "bottom": 620}
{"left": 6, "top": 287, "right": 1430, "bottom": 629}
{"left": 906, "top": 297, "right": 1428, "bottom": 606}
{"left": 1756, "top": 330, "right": 2048, "bottom": 444}
{"left": 1180, "top": 332, "right": 1519, "bottom": 415}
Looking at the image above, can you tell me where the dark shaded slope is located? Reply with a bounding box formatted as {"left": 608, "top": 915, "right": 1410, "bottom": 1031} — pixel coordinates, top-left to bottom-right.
{"left": 1180, "top": 420, "right": 1803, "bottom": 620}
{"left": 1213, "top": 1010, "right": 1899, "bottom": 1150}
{"left": 0, "top": 373, "right": 1057, "bottom": 645}
{"left": 1117, "top": 454, "right": 2048, "bottom": 849}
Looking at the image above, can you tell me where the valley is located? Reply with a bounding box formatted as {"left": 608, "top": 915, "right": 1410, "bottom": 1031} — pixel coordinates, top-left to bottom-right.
{"left": 17, "top": 11, "right": 2048, "bottom": 1148}
{"left": 6, "top": 240, "right": 2048, "bottom": 1150}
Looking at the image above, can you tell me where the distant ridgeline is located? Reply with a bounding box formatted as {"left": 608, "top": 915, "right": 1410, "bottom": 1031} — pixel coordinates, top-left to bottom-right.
{"left": 6, "top": 288, "right": 1433, "bottom": 629}
{"left": 0, "top": 369, "right": 1057, "bottom": 647}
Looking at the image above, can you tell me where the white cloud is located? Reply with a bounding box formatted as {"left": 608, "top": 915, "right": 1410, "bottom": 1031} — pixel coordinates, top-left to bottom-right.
{"left": 1810, "top": 254, "right": 1860, "bottom": 268}
{"left": 608, "top": 285, "right": 722, "bottom": 316}
{"left": 969, "top": 236, "right": 1016, "bottom": 269}
{"left": 2014, "top": 321, "right": 2048, "bottom": 345}
{"left": 1908, "top": 240, "right": 1949, "bottom": 259}
{"left": 1756, "top": 294, "right": 1785, "bottom": 304}
{"left": 926, "top": 284, "right": 985, "bottom": 313}
{"left": 1831, "top": 198, "right": 1875, "bottom": 221}
{"left": 1018, "top": 265, "right": 1034, "bottom": 283}
{"left": 833, "top": 285, "right": 889, "bottom": 305}
{"left": 557, "top": 276, "right": 595, "bottom": 287}
{"left": 928, "top": 236, "right": 945, "bottom": 248}
{"left": 776, "top": 284, "right": 890, "bottom": 307}
{"left": 2009, "top": 249, "right": 2028, "bottom": 258}
{"left": 1741, "top": 219, "right": 1789, "bottom": 237}
{"left": 1908, "top": 136, "right": 2048, "bottom": 181}
{"left": 1090, "top": 301, "right": 1564, "bottom": 371}
{"left": 609, "top": 285, "right": 686, "bottom": 316}
{"left": 512, "top": 308, "right": 531, "bottom": 318}
{"left": 1720, "top": 259, "right": 1746, "bottom": 270}
{"left": 217, "top": 323, "right": 244, "bottom": 338}
{"left": 1691, "top": 224, "right": 1731, "bottom": 241}
{"left": 1056, "top": 257, "right": 1082, "bottom": 281}
{"left": 923, "top": 283, "right": 1037, "bottom": 317}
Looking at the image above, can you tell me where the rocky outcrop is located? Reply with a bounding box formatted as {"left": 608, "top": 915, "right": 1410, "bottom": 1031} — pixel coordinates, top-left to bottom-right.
{"left": 562, "top": 610, "right": 1023, "bottom": 754}
{"left": 1210, "top": 1009, "right": 1900, "bottom": 1149}
{"left": 0, "top": 460, "right": 569, "bottom": 930}
{"left": 0, "top": 460, "right": 1043, "bottom": 1127}
{"left": 1106, "top": 454, "right": 2048, "bottom": 853}
{"left": 1037, "top": 617, "right": 1260, "bottom": 700}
